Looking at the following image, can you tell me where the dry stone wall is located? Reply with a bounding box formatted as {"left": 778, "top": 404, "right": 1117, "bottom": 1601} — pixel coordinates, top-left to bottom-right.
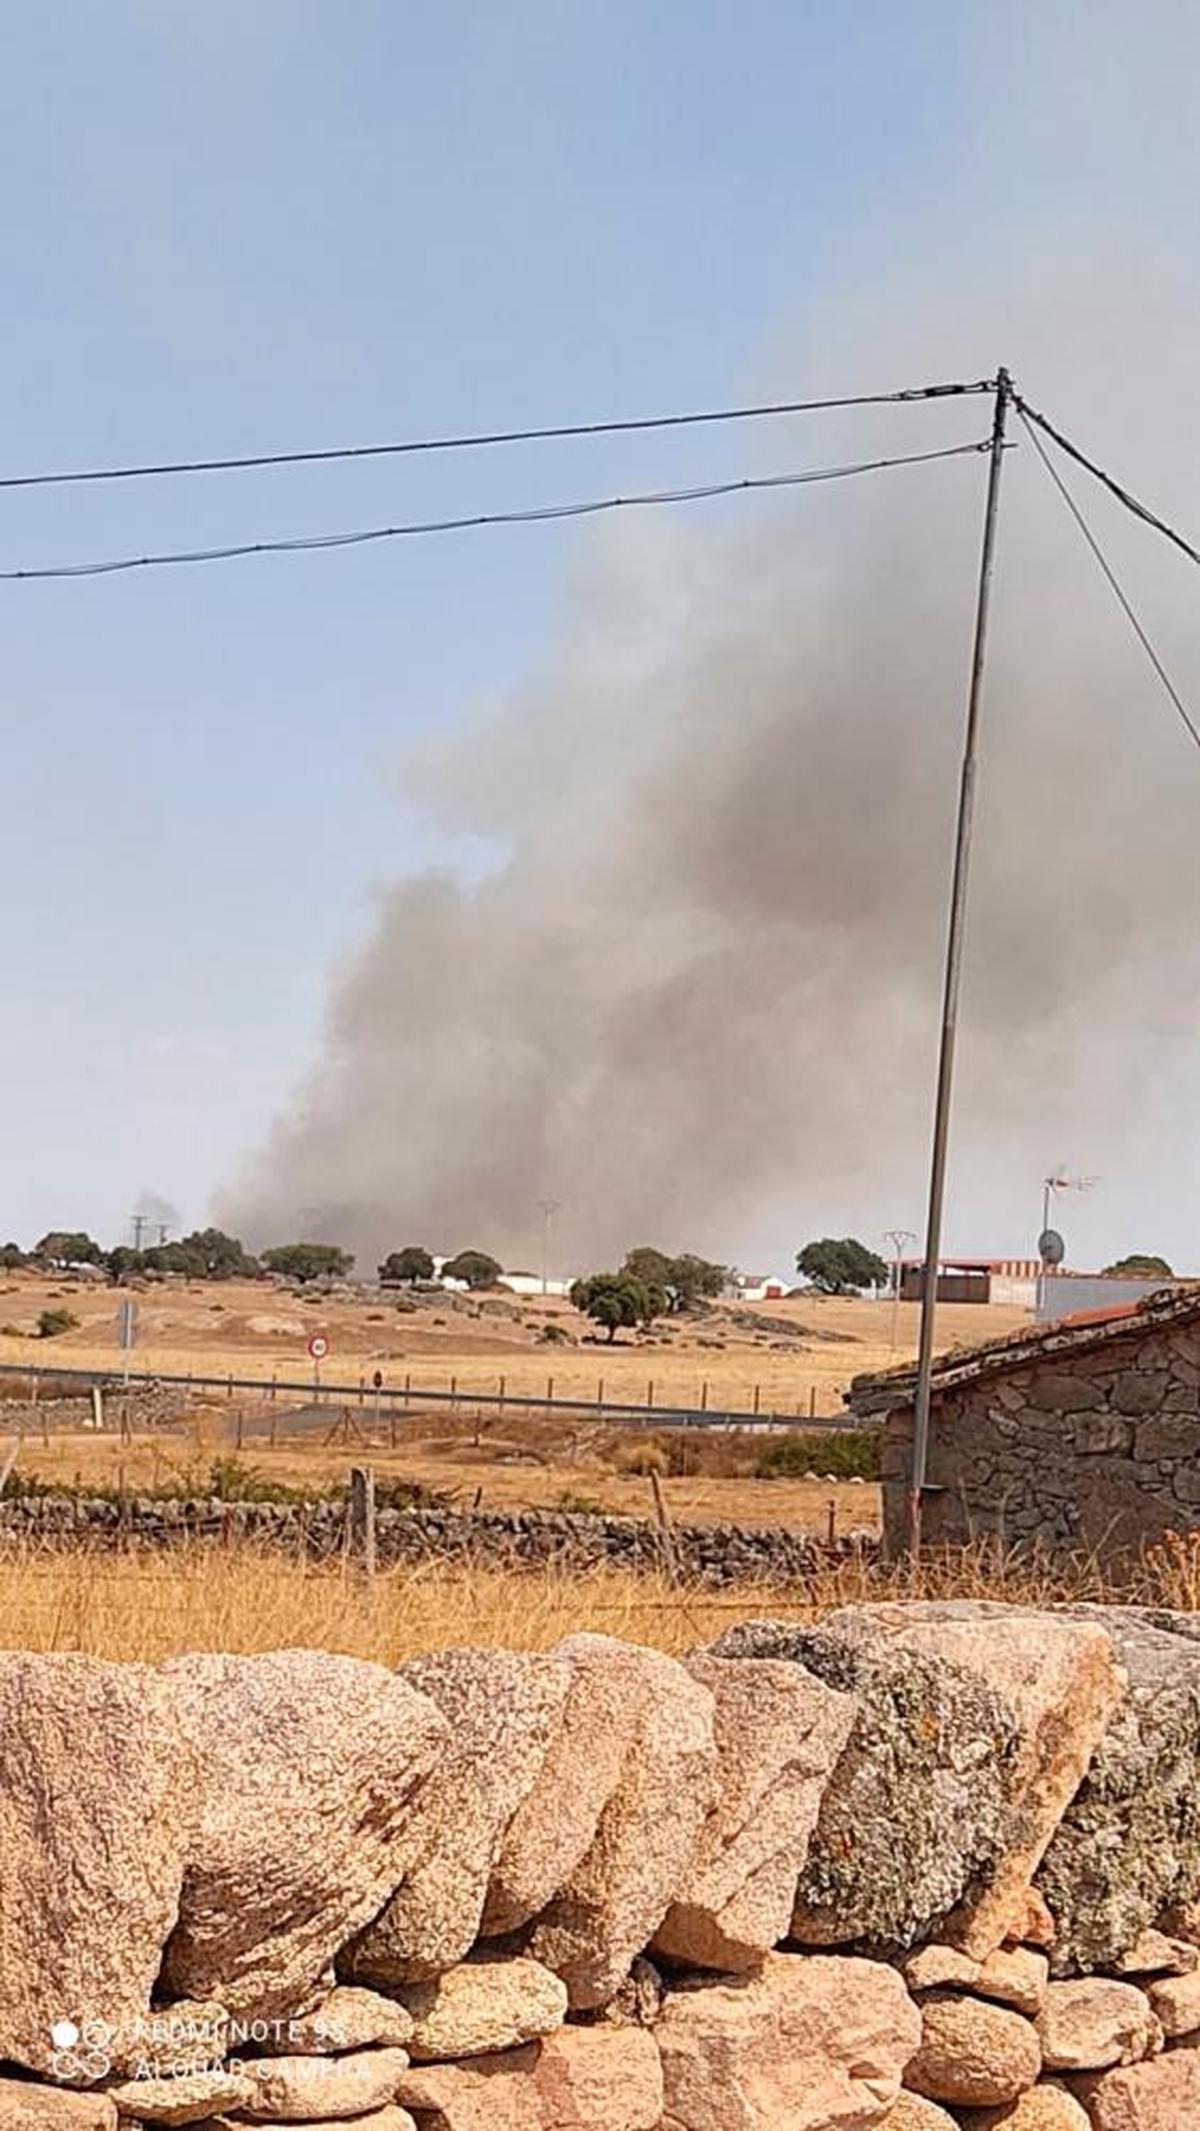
{"left": 0, "top": 1493, "right": 876, "bottom": 1583}
{"left": 880, "top": 1319, "right": 1200, "bottom": 1555}
{"left": 8, "top": 1600, "right": 1200, "bottom": 2127}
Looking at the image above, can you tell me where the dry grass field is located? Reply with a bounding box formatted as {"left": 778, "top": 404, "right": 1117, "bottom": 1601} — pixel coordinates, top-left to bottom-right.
{"left": 0, "top": 1419, "right": 883, "bottom": 1537}
{"left": 3, "top": 1528, "right": 1198, "bottom": 1665}
{"left": 0, "top": 1271, "right": 1027, "bottom": 1412}
{"left": 0, "top": 1271, "right": 1031, "bottom": 1542}
{"left": 2, "top": 1275, "right": 1194, "bottom": 1666}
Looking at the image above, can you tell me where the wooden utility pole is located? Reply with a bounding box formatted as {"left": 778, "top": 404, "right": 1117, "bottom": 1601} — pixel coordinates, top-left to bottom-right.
{"left": 907, "top": 368, "right": 1011, "bottom": 1555}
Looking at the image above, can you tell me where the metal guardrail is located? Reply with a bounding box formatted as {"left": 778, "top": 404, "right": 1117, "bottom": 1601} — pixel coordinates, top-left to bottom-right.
{"left": 0, "top": 1359, "right": 870, "bottom": 1434}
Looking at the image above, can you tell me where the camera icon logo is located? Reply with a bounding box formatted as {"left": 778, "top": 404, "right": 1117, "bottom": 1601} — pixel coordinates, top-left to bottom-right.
{"left": 49, "top": 2016, "right": 112, "bottom": 2082}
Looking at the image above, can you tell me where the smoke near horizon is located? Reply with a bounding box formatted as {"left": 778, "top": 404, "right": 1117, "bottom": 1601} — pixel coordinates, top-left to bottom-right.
{"left": 221, "top": 277, "right": 1200, "bottom": 1278}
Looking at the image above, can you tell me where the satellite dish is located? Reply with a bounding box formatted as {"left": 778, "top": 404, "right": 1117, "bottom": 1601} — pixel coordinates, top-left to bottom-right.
{"left": 1038, "top": 1228, "right": 1065, "bottom": 1267}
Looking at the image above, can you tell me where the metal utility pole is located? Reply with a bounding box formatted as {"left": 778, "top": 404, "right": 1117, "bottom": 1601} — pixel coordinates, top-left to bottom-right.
{"left": 538, "top": 1199, "right": 561, "bottom": 1295}
{"left": 884, "top": 1228, "right": 917, "bottom": 1350}
{"left": 1037, "top": 1170, "right": 1097, "bottom": 1311}
{"left": 131, "top": 1213, "right": 146, "bottom": 1252}
{"left": 907, "top": 368, "right": 1012, "bottom": 1556}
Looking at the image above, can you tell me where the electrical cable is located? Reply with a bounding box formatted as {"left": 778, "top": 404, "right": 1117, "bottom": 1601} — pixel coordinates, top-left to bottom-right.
{"left": 1014, "top": 395, "right": 1200, "bottom": 572}
{"left": 1016, "top": 404, "right": 1200, "bottom": 757}
{"left": 0, "top": 378, "right": 997, "bottom": 493}
{"left": 0, "top": 436, "right": 990, "bottom": 584}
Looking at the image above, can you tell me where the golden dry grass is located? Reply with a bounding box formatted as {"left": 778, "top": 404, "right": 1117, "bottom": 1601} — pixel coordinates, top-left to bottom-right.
{"left": 1, "top": 1530, "right": 1195, "bottom": 1665}
{"left": 8, "top": 1419, "right": 882, "bottom": 1537}
{"left": 0, "top": 1273, "right": 1029, "bottom": 1414}
{"left": 0, "top": 1274, "right": 1031, "bottom": 1544}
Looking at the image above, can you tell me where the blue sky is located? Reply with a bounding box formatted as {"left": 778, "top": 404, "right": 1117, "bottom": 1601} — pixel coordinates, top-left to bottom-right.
{"left": 1, "top": 3, "right": 1197, "bottom": 1265}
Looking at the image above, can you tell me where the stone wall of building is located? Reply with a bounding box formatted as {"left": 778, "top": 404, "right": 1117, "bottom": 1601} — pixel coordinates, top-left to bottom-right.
{"left": 881, "top": 1318, "right": 1200, "bottom": 1555}
{"left": 6, "top": 1599, "right": 1200, "bottom": 2127}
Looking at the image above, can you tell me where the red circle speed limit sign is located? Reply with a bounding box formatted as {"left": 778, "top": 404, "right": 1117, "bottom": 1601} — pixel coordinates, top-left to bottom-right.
{"left": 308, "top": 1333, "right": 330, "bottom": 1361}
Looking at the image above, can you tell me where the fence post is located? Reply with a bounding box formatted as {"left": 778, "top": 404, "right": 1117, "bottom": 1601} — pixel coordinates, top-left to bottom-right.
{"left": 647, "top": 1379, "right": 655, "bottom": 1409}
{"left": 269, "top": 1413, "right": 277, "bottom": 1450}
{"left": 701, "top": 1379, "right": 708, "bottom": 1412}
{"left": 649, "top": 1470, "right": 679, "bottom": 1585}
{"left": 546, "top": 1375, "right": 554, "bottom": 1403}
{"left": 235, "top": 1410, "right": 244, "bottom": 1451}
{"left": 349, "top": 1465, "right": 377, "bottom": 1584}
{"left": 809, "top": 1385, "right": 817, "bottom": 1419}
{"left": 91, "top": 1384, "right": 104, "bottom": 1432}
{"left": 753, "top": 1383, "right": 761, "bottom": 1416}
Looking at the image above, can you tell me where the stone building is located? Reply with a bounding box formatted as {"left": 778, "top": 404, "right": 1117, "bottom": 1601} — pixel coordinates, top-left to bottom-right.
{"left": 849, "top": 1285, "right": 1200, "bottom": 1555}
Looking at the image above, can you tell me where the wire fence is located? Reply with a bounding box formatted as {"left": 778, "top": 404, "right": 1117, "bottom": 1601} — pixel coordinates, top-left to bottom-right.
{"left": 0, "top": 1359, "right": 867, "bottom": 1434}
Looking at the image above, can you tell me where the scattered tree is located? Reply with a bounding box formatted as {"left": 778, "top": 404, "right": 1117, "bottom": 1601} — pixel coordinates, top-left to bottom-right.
{"left": 260, "top": 1242, "right": 355, "bottom": 1284}
{"left": 175, "top": 1227, "right": 258, "bottom": 1279}
{"left": 0, "top": 1242, "right": 26, "bottom": 1270}
{"left": 623, "top": 1246, "right": 727, "bottom": 1313}
{"left": 379, "top": 1246, "right": 435, "bottom": 1285}
{"left": 33, "top": 1231, "right": 103, "bottom": 1271}
{"left": 1102, "top": 1253, "right": 1175, "bottom": 1279}
{"left": 442, "top": 1249, "right": 503, "bottom": 1291}
{"left": 105, "top": 1245, "right": 144, "bottom": 1284}
{"left": 795, "top": 1236, "right": 888, "bottom": 1295}
{"left": 569, "top": 1270, "right": 667, "bottom": 1342}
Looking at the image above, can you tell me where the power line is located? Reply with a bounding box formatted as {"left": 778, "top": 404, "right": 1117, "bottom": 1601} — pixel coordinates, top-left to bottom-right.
{"left": 0, "top": 436, "right": 989, "bottom": 584}
{"left": 1014, "top": 394, "right": 1200, "bottom": 571}
{"left": 1016, "top": 404, "right": 1200, "bottom": 757}
{"left": 0, "top": 378, "right": 996, "bottom": 493}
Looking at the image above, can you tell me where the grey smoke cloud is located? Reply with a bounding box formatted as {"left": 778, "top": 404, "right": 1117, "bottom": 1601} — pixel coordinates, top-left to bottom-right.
{"left": 221, "top": 262, "right": 1200, "bottom": 1276}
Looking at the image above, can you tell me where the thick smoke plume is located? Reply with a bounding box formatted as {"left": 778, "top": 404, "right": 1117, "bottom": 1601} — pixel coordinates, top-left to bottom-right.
{"left": 224, "top": 282, "right": 1200, "bottom": 1276}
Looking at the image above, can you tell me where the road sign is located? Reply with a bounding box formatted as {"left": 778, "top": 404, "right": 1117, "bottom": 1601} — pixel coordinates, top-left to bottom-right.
{"left": 308, "top": 1333, "right": 330, "bottom": 1361}
{"left": 1038, "top": 1229, "right": 1065, "bottom": 1267}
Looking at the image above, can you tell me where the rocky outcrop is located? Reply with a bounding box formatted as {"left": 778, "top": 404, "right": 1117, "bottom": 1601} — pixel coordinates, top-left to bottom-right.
{"left": 0, "top": 1655, "right": 193, "bottom": 2080}
{"left": 394, "top": 2028, "right": 663, "bottom": 2130}
{"left": 160, "top": 1650, "right": 446, "bottom": 2019}
{"left": 652, "top": 1655, "right": 854, "bottom": 1971}
{"left": 343, "top": 1649, "right": 570, "bottom": 1987}
{"left": 9, "top": 1601, "right": 1200, "bottom": 2127}
{"left": 527, "top": 1636, "right": 717, "bottom": 2008}
{"left": 1034, "top": 1980, "right": 1162, "bottom": 2072}
{"left": 0, "top": 2084, "right": 118, "bottom": 2129}
{"left": 235, "top": 2046, "right": 412, "bottom": 2120}
{"left": 709, "top": 1618, "right": 1019, "bottom": 1947}
{"left": 904, "top": 1994, "right": 1043, "bottom": 2108}
{"left": 814, "top": 1604, "right": 1124, "bottom": 1956}
{"left": 655, "top": 1952, "right": 920, "bottom": 2129}
{"left": 394, "top": 1956, "right": 567, "bottom": 2060}
{"left": 1034, "top": 1607, "right": 1200, "bottom": 1973}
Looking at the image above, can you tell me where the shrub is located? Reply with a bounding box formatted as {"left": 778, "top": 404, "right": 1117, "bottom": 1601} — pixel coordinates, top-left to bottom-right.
{"left": 754, "top": 1428, "right": 880, "bottom": 1481}
{"left": 614, "top": 1440, "right": 670, "bottom": 1478}
{"left": 37, "top": 1307, "right": 78, "bottom": 1339}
